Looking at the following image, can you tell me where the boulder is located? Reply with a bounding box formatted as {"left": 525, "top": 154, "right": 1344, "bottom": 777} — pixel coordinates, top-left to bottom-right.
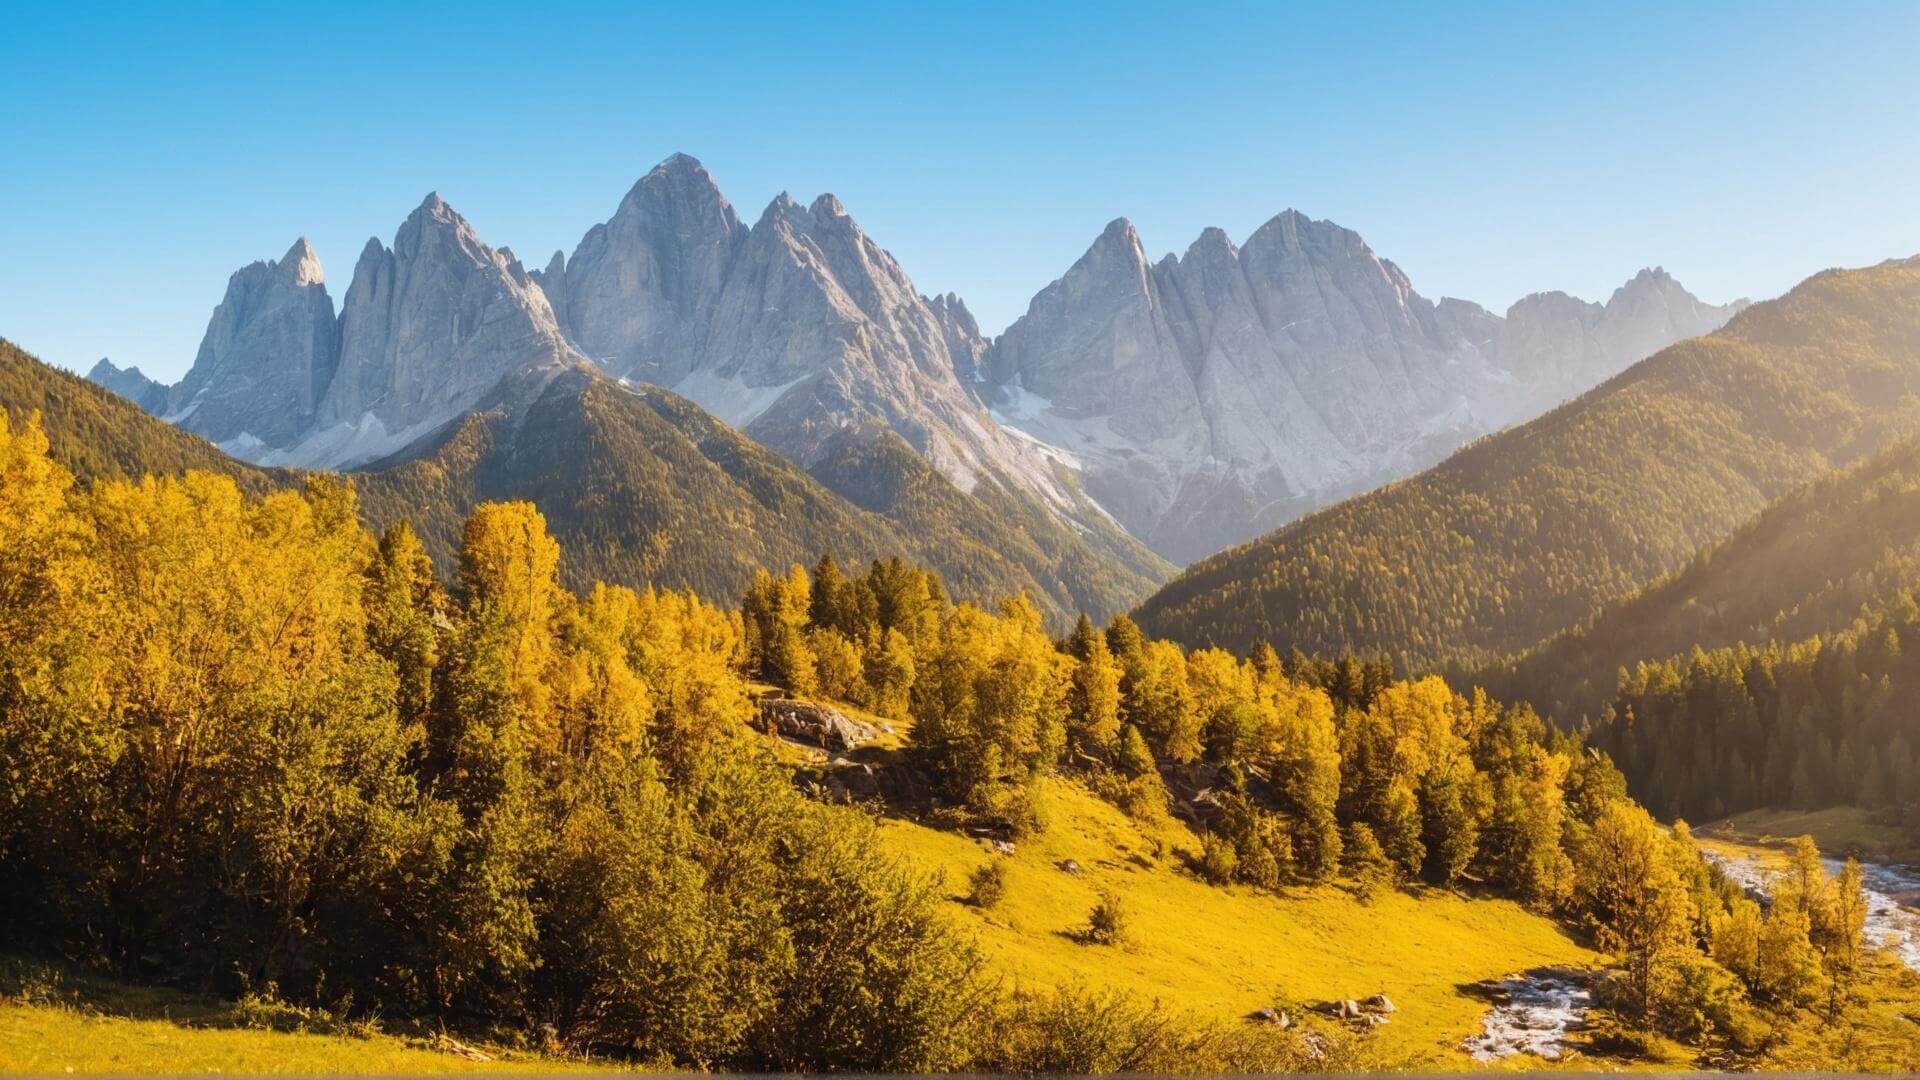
{"left": 1336, "top": 999, "right": 1362, "bottom": 1019}
{"left": 1249, "top": 1007, "right": 1292, "bottom": 1028}
{"left": 759, "top": 698, "right": 880, "bottom": 751}
{"left": 1365, "top": 993, "right": 1396, "bottom": 1014}
{"left": 1058, "top": 859, "right": 1084, "bottom": 875}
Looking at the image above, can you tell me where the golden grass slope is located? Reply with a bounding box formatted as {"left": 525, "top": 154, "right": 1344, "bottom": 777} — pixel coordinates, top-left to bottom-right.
{"left": 875, "top": 777, "right": 1598, "bottom": 1068}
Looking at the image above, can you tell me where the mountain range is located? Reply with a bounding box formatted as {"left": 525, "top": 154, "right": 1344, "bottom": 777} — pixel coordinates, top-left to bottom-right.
{"left": 979, "top": 215, "right": 1745, "bottom": 560}
{"left": 1135, "top": 255, "right": 1920, "bottom": 670}
{"left": 84, "top": 153, "right": 1742, "bottom": 579}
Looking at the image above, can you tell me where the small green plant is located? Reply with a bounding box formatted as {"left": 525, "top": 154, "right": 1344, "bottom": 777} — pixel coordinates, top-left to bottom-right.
{"left": 1083, "top": 890, "right": 1130, "bottom": 946}
{"left": 967, "top": 859, "right": 1009, "bottom": 909}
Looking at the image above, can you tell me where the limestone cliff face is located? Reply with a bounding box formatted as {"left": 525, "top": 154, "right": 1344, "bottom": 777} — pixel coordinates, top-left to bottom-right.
{"left": 98, "top": 198, "right": 589, "bottom": 469}
{"left": 981, "top": 214, "right": 1745, "bottom": 562}
{"left": 308, "top": 194, "right": 586, "bottom": 466}
{"left": 534, "top": 153, "right": 746, "bottom": 388}
{"left": 160, "top": 238, "right": 338, "bottom": 451}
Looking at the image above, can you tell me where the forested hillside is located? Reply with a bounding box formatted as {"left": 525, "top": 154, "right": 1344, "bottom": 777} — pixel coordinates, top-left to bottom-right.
{"left": 1493, "top": 431, "right": 1920, "bottom": 720}
{"left": 1588, "top": 594, "right": 1920, "bottom": 824}
{"left": 350, "top": 366, "right": 1164, "bottom": 622}
{"left": 0, "top": 338, "right": 287, "bottom": 494}
{"left": 1135, "top": 257, "right": 1920, "bottom": 670}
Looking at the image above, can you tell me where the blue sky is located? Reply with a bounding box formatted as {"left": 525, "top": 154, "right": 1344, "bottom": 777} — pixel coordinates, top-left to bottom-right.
{"left": 3, "top": 1, "right": 1918, "bottom": 382}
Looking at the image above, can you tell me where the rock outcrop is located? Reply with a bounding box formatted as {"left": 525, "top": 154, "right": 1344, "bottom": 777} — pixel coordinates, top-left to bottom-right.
{"left": 758, "top": 697, "right": 883, "bottom": 752}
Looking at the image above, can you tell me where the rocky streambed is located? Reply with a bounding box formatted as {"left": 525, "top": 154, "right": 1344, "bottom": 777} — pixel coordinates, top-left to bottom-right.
{"left": 1462, "top": 968, "right": 1593, "bottom": 1062}
{"left": 1707, "top": 849, "right": 1920, "bottom": 974}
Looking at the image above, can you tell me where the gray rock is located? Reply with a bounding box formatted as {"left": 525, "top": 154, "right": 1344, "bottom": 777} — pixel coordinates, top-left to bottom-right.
{"left": 86, "top": 358, "right": 167, "bottom": 413}
{"left": 160, "top": 237, "right": 339, "bottom": 451}
{"left": 759, "top": 698, "right": 879, "bottom": 751}
{"left": 306, "top": 194, "right": 588, "bottom": 467}
{"left": 1365, "top": 993, "right": 1396, "bottom": 1014}
{"left": 1249, "top": 1007, "right": 1292, "bottom": 1028}
{"left": 983, "top": 214, "right": 1746, "bottom": 563}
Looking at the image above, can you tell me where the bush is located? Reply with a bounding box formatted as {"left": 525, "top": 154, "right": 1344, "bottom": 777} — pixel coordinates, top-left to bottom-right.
{"left": 1200, "top": 833, "right": 1239, "bottom": 885}
{"left": 982, "top": 985, "right": 1371, "bottom": 1073}
{"left": 1082, "top": 891, "right": 1130, "bottom": 946}
{"left": 967, "top": 860, "right": 1009, "bottom": 909}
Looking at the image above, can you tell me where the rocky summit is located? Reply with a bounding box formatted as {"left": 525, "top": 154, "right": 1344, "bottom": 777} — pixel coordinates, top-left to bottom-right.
{"left": 978, "top": 215, "right": 1747, "bottom": 563}
{"left": 115, "top": 198, "right": 589, "bottom": 470}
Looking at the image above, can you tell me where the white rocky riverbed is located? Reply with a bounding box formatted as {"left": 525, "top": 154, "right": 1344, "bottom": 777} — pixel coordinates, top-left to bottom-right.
{"left": 1464, "top": 848, "right": 1920, "bottom": 1062}
{"left": 1707, "top": 849, "right": 1920, "bottom": 974}
{"left": 1462, "top": 968, "right": 1593, "bottom": 1061}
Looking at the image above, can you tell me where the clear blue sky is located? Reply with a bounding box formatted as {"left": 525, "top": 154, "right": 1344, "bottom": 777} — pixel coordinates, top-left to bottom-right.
{"left": 4, "top": 1, "right": 1918, "bottom": 382}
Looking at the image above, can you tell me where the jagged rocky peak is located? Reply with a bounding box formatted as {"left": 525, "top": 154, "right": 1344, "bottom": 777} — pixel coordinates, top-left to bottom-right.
{"left": 1496, "top": 268, "right": 1748, "bottom": 393}
{"left": 278, "top": 236, "right": 325, "bottom": 286}
{"left": 300, "top": 191, "right": 587, "bottom": 468}
{"left": 980, "top": 210, "right": 1745, "bottom": 564}
{"left": 545, "top": 152, "right": 746, "bottom": 383}
{"left": 86, "top": 357, "right": 168, "bottom": 413}
{"left": 543, "top": 159, "right": 1134, "bottom": 563}
{"left": 158, "top": 236, "right": 339, "bottom": 452}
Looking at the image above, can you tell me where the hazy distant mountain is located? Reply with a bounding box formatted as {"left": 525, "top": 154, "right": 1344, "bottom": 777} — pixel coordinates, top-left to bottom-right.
{"left": 1135, "top": 256, "right": 1920, "bottom": 669}
{"left": 979, "top": 215, "right": 1747, "bottom": 562}
{"left": 84, "top": 357, "right": 168, "bottom": 414}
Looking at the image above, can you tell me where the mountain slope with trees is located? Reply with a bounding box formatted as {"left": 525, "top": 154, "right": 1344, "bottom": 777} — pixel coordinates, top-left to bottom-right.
{"left": 1135, "top": 257, "right": 1920, "bottom": 670}
{"left": 0, "top": 338, "right": 286, "bottom": 494}
{"left": 350, "top": 365, "right": 1158, "bottom": 618}
{"left": 1491, "top": 430, "right": 1920, "bottom": 721}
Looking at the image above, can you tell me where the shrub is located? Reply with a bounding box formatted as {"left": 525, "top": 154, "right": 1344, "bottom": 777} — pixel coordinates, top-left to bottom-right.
{"left": 1200, "top": 832, "right": 1239, "bottom": 885}
{"left": 1082, "top": 891, "right": 1130, "bottom": 946}
{"left": 967, "top": 860, "right": 1008, "bottom": 909}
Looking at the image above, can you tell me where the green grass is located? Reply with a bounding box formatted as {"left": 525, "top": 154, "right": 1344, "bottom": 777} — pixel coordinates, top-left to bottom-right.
{"left": 873, "top": 777, "right": 1600, "bottom": 1069}
{"left": 0, "top": 958, "right": 599, "bottom": 1075}
{"left": 1701, "top": 806, "right": 1919, "bottom": 865}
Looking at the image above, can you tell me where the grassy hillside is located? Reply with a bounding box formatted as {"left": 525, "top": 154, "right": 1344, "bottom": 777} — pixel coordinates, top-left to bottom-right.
{"left": 1492, "top": 431, "right": 1920, "bottom": 720}
{"left": 1700, "top": 807, "right": 1920, "bottom": 865}
{"left": 1135, "top": 256, "right": 1920, "bottom": 670}
{"left": 873, "top": 777, "right": 1598, "bottom": 1068}
{"left": 0, "top": 959, "right": 585, "bottom": 1074}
